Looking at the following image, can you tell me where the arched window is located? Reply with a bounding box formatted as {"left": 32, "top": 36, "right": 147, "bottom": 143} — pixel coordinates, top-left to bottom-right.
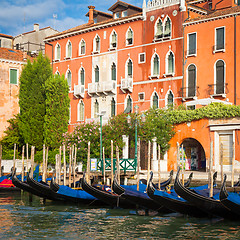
{"left": 55, "top": 71, "right": 60, "bottom": 76}
{"left": 215, "top": 60, "right": 225, "bottom": 94}
{"left": 126, "top": 28, "right": 133, "bottom": 45}
{"left": 152, "top": 54, "right": 160, "bottom": 76}
{"left": 80, "top": 68, "right": 85, "bottom": 85}
{"left": 111, "top": 63, "right": 116, "bottom": 81}
{"left": 94, "top": 35, "right": 100, "bottom": 52}
{"left": 66, "top": 41, "right": 72, "bottom": 58}
{"left": 111, "top": 31, "right": 117, "bottom": 48}
{"left": 55, "top": 43, "right": 60, "bottom": 60}
{"left": 167, "top": 91, "right": 174, "bottom": 107}
{"left": 155, "top": 19, "right": 163, "bottom": 39}
{"left": 95, "top": 66, "right": 99, "bottom": 83}
{"left": 94, "top": 99, "right": 99, "bottom": 118}
{"left": 124, "top": 95, "right": 132, "bottom": 113}
{"left": 152, "top": 92, "right": 159, "bottom": 108}
{"left": 167, "top": 51, "right": 174, "bottom": 74}
{"left": 127, "top": 59, "right": 133, "bottom": 77}
{"left": 78, "top": 101, "right": 84, "bottom": 121}
{"left": 80, "top": 39, "right": 86, "bottom": 55}
{"left": 187, "top": 64, "right": 196, "bottom": 97}
{"left": 66, "top": 70, "right": 72, "bottom": 89}
{"left": 111, "top": 98, "right": 116, "bottom": 117}
{"left": 164, "top": 17, "right": 171, "bottom": 38}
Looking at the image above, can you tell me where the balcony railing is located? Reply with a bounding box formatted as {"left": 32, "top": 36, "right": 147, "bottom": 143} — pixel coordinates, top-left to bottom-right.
{"left": 121, "top": 76, "right": 133, "bottom": 93}
{"left": 74, "top": 84, "right": 85, "bottom": 98}
{"left": 208, "top": 83, "right": 228, "bottom": 97}
{"left": 181, "top": 86, "right": 199, "bottom": 99}
{"left": 88, "top": 81, "right": 116, "bottom": 96}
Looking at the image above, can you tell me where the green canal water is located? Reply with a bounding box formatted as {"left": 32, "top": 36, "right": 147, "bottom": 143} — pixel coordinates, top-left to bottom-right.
{"left": 0, "top": 192, "right": 240, "bottom": 240}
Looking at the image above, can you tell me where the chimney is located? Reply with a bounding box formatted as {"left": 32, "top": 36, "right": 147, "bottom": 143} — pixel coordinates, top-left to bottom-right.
{"left": 88, "top": 6, "right": 95, "bottom": 25}
{"left": 34, "top": 23, "right": 39, "bottom": 31}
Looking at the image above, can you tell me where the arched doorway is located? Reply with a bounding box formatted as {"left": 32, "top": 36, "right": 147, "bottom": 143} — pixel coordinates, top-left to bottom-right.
{"left": 180, "top": 138, "right": 206, "bottom": 171}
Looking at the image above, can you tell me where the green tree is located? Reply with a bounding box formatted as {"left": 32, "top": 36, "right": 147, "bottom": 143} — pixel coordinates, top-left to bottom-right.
{"left": 44, "top": 74, "right": 70, "bottom": 149}
{"left": 19, "top": 53, "right": 52, "bottom": 150}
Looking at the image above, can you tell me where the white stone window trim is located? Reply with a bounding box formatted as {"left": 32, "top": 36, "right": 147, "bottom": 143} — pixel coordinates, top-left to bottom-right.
{"left": 65, "top": 68, "right": 72, "bottom": 90}
{"left": 65, "top": 40, "right": 72, "bottom": 59}
{"left": 92, "top": 34, "right": 101, "bottom": 54}
{"left": 187, "top": 32, "right": 197, "bottom": 57}
{"left": 77, "top": 100, "right": 85, "bottom": 122}
{"left": 165, "top": 89, "right": 174, "bottom": 108}
{"left": 138, "top": 52, "right": 146, "bottom": 64}
{"left": 213, "top": 26, "right": 226, "bottom": 54}
{"left": 55, "top": 43, "right": 61, "bottom": 61}
{"left": 150, "top": 52, "right": 160, "bottom": 78}
{"left": 125, "top": 57, "right": 133, "bottom": 79}
{"left": 79, "top": 39, "right": 86, "bottom": 56}
{"left": 213, "top": 59, "right": 226, "bottom": 97}
{"left": 164, "top": 50, "right": 175, "bottom": 77}
{"left": 9, "top": 68, "right": 19, "bottom": 85}
{"left": 185, "top": 63, "right": 197, "bottom": 99}
{"left": 126, "top": 27, "right": 134, "bottom": 46}
{"left": 109, "top": 30, "right": 118, "bottom": 50}
{"left": 78, "top": 66, "right": 85, "bottom": 86}
{"left": 150, "top": 91, "right": 159, "bottom": 108}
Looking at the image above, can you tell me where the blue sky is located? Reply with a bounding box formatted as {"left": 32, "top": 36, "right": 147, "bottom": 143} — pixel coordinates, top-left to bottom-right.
{"left": 0, "top": 0, "right": 142, "bottom": 37}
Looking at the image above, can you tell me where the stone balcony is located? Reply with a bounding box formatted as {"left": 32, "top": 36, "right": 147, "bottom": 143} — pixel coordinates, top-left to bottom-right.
{"left": 121, "top": 77, "right": 133, "bottom": 93}
{"left": 74, "top": 84, "right": 85, "bottom": 98}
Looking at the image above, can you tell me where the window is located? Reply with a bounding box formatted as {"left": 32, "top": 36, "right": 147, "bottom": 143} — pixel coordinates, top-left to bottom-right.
{"left": 111, "top": 63, "right": 116, "bottom": 81}
{"left": 187, "top": 64, "right": 196, "bottom": 97}
{"left": 66, "top": 70, "right": 72, "bottom": 89}
{"left": 93, "top": 35, "right": 100, "bottom": 52}
{"left": 127, "top": 59, "right": 133, "bottom": 77}
{"left": 115, "top": 12, "right": 120, "bottom": 19}
{"left": 55, "top": 44, "right": 61, "bottom": 60}
{"left": 126, "top": 28, "right": 133, "bottom": 45}
{"left": 111, "top": 98, "right": 116, "bottom": 117}
{"left": 55, "top": 71, "right": 60, "bottom": 76}
{"left": 152, "top": 54, "right": 160, "bottom": 76}
{"left": 164, "top": 17, "right": 171, "bottom": 38}
{"left": 80, "top": 68, "right": 85, "bottom": 85}
{"left": 78, "top": 101, "right": 84, "bottom": 121}
{"left": 122, "top": 10, "right": 127, "bottom": 17}
{"left": 139, "top": 53, "right": 145, "bottom": 63}
{"left": 188, "top": 33, "right": 196, "bottom": 55}
{"left": 152, "top": 92, "right": 159, "bottom": 108}
{"left": 0, "top": 39, "right": 1, "bottom": 48}
{"left": 95, "top": 66, "right": 99, "bottom": 83}
{"left": 155, "top": 19, "right": 163, "bottom": 39}
{"left": 80, "top": 40, "right": 86, "bottom": 55}
{"left": 111, "top": 31, "right": 117, "bottom": 49}
{"left": 66, "top": 41, "right": 72, "bottom": 58}
{"left": 138, "top": 93, "right": 145, "bottom": 101}
{"left": 167, "top": 91, "right": 174, "bottom": 108}
{"left": 10, "top": 69, "right": 17, "bottom": 84}
{"left": 167, "top": 51, "right": 174, "bottom": 74}
{"left": 94, "top": 99, "right": 99, "bottom": 118}
{"left": 215, "top": 60, "right": 225, "bottom": 94}
{"left": 124, "top": 95, "right": 132, "bottom": 113}
{"left": 215, "top": 27, "right": 225, "bottom": 51}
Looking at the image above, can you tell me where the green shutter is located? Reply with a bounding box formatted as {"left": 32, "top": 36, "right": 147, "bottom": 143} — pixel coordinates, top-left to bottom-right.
{"left": 111, "top": 98, "right": 116, "bottom": 117}
{"left": 156, "top": 20, "right": 163, "bottom": 37}
{"left": 188, "top": 65, "right": 196, "bottom": 97}
{"left": 111, "top": 63, "right": 116, "bottom": 81}
{"left": 153, "top": 55, "right": 159, "bottom": 75}
{"left": 128, "top": 60, "right": 132, "bottom": 77}
{"left": 164, "top": 19, "right": 171, "bottom": 37}
{"left": 188, "top": 33, "right": 196, "bottom": 55}
{"left": 153, "top": 93, "right": 158, "bottom": 108}
{"left": 216, "top": 28, "right": 224, "bottom": 50}
{"left": 216, "top": 60, "right": 224, "bottom": 94}
{"left": 95, "top": 66, "right": 99, "bottom": 82}
{"left": 81, "top": 69, "right": 85, "bottom": 85}
{"left": 10, "top": 69, "right": 17, "bottom": 84}
{"left": 67, "top": 71, "right": 71, "bottom": 88}
{"left": 168, "top": 52, "right": 174, "bottom": 73}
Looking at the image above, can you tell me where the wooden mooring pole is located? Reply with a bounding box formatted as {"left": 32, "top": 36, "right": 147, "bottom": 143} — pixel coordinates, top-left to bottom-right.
{"left": 26, "top": 143, "right": 29, "bottom": 172}
{"left": 103, "top": 147, "right": 106, "bottom": 185}
{"left": 73, "top": 145, "right": 77, "bottom": 188}
{"left": 86, "top": 141, "right": 91, "bottom": 184}
{"left": 209, "top": 141, "right": 213, "bottom": 198}
{"left": 147, "top": 141, "right": 151, "bottom": 184}
{"left": 0, "top": 144, "right": 2, "bottom": 177}
{"left": 158, "top": 144, "right": 161, "bottom": 189}
{"left": 220, "top": 143, "right": 223, "bottom": 184}
{"left": 21, "top": 146, "right": 25, "bottom": 182}
{"left": 116, "top": 146, "right": 120, "bottom": 184}
{"left": 59, "top": 146, "right": 62, "bottom": 185}
{"left": 30, "top": 146, "right": 35, "bottom": 178}
{"left": 136, "top": 139, "right": 140, "bottom": 191}
{"left": 42, "top": 144, "right": 46, "bottom": 182}
{"left": 68, "top": 147, "right": 72, "bottom": 187}
{"left": 63, "top": 144, "right": 66, "bottom": 186}
{"left": 111, "top": 140, "right": 114, "bottom": 189}
{"left": 231, "top": 140, "right": 235, "bottom": 187}
{"left": 45, "top": 147, "right": 48, "bottom": 182}
{"left": 13, "top": 143, "right": 16, "bottom": 172}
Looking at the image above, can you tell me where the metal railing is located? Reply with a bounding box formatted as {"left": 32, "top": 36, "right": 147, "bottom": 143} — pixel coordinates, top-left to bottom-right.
{"left": 208, "top": 83, "right": 228, "bottom": 96}
{"left": 181, "top": 86, "right": 199, "bottom": 99}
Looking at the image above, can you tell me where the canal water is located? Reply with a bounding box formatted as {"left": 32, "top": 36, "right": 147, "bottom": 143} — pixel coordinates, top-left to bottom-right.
{"left": 0, "top": 192, "right": 239, "bottom": 240}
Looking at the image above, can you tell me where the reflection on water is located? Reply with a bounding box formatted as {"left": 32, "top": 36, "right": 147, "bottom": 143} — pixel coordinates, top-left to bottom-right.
{"left": 0, "top": 192, "right": 239, "bottom": 240}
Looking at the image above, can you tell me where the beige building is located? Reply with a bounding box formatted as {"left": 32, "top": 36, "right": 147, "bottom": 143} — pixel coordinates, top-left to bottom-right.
{"left": 0, "top": 48, "right": 30, "bottom": 139}
{"left": 0, "top": 34, "right": 13, "bottom": 49}
{"left": 13, "top": 24, "right": 58, "bottom": 55}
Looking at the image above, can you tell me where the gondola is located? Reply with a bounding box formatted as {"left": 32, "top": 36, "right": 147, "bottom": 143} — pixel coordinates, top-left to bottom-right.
{"left": 112, "top": 174, "right": 171, "bottom": 212}
{"left": 12, "top": 169, "right": 53, "bottom": 197}
{"left": 26, "top": 172, "right": 64, "bottom": 201}
{"left": 147, "top": 171, "right": 207, "bottom": 217}
{"left": 81, "top": 174, "right": 135, "bottom": 208}
{"left": 49, "top": 178, "right": 103, "bottom": 205}
{"left": 219, "top": 174, "right": 240, "bottom": 216}
{"left": 174, "top": 167, "right": 239, "bottom": 220}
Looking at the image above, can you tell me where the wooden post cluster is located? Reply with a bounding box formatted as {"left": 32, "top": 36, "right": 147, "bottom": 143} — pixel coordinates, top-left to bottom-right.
{"left": 21, "top": 146, "right": 25, "bottom": 182}
{"left": 30, "top": 146, "right": 35, "bottom": 178}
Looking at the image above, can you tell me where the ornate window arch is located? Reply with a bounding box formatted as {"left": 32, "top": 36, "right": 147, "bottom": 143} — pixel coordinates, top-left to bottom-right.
{"left": 66, "top": 40, "right": 72, "bottom": 58}
{"left": 124, "top": 94, "right": 132, "bottom": 113}
{"left": 110, "top": 30, "right": 117, "bottom": 49}
{"left": 151, "top": 53, "right": 160, "bottom": 76}
{"left": 55, "top": 43, "right": 61, "bottom": 60}
{"left": 79, "top": 39, "right": 86, "bottom": 55}
{"left": 165, "top": 50, "right": 175, "bottom": 75}
{"left": 126, "top": 27, "right": 133, "bottom": 45}
{"left": 155, "top": 18, "right": 163, "bottom": 39}
{"left": 111, "top": 98, "right": 116, "bottom": 117}
{"left": 165, "top": 90, "right": 174, "bottom": 108}
{"left": 163, "top": 16, "right": 172, "bottom": 38}
{"left": 55, "top": 70, "right": 60, "bottom": 76}
{"left": 77, "top": 100, "right": 84, "bottom": 121}
{"left": 125, "top": 58, "right": 133, "bottom": 78}
{"left": 151, "top": 91, "right": 159, "bottom": 108}
{"left": 93, "top": 34, "right": 100, "bottom": 52}
{"left": 111, "top": 62, "right": 116, "bottom": 81}
{"left": 94, "top": 65, "right": 99, "bottom": 83}
{"left": 66, "top": 69, "right": 72, "bottom": 89}
{"left": 79, "top": 67, "right": 85, "bottom": 85}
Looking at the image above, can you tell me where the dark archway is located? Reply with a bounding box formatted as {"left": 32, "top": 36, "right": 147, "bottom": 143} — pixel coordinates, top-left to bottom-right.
{"left": 181, "top": 138, "right": 206, "bottom": 171}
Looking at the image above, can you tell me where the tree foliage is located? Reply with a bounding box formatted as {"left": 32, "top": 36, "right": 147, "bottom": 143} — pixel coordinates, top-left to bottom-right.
{"left": 44, "top": 74, "right": 70, "bottom": 149}
{"left": 19, "top": 53, "right": 52, "bottom": 150}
